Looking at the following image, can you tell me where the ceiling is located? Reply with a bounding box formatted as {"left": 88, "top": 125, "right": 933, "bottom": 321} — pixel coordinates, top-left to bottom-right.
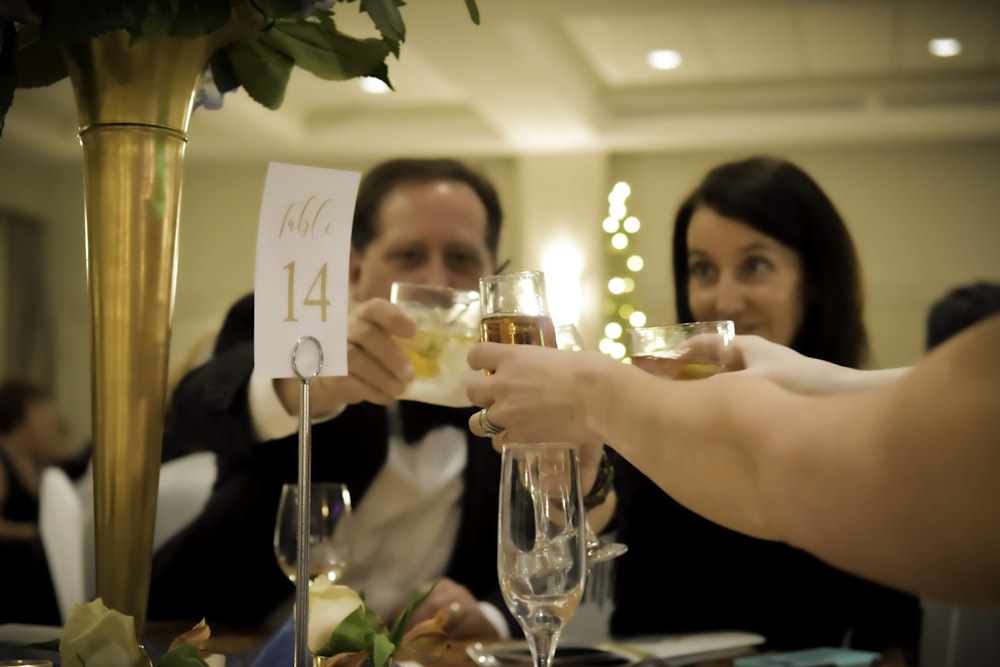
{"left": 5, "top": 0, "right": 1000, "bottom": 162}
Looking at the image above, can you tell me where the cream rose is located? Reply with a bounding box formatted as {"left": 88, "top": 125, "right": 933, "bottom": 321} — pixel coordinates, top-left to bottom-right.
{"left": 308, "top": 578, "right": 365, "bottom": 654}
{"left": 60, "top": 598, "right": 143, "bottom": 667}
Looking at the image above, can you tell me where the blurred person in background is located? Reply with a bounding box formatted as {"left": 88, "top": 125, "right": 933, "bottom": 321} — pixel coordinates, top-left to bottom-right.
{"left": 925, "top": 280, "right": 1000, "bottom": 351}
{"left": 0, "top": 379, "right": 68, "bottom": 624}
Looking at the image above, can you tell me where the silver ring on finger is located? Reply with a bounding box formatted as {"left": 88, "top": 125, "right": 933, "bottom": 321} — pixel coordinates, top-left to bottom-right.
{"left": 478, "top": 407, "right": 504, "bottom": 436}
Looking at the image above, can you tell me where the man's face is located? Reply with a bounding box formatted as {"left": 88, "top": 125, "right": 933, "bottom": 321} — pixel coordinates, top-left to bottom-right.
{"left": 349, "top": 179, "right": 496, "bottom": 301}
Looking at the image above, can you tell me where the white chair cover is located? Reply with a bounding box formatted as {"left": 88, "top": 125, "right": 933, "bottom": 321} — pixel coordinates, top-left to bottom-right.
{"left": 38, "top": 466, "right": 86, "bottom": 623}
{"left": 153, "top": 450, "right": 217, "bottom": 551}
{"left": 38, "top": 451, "right": 218, "bottom": 623}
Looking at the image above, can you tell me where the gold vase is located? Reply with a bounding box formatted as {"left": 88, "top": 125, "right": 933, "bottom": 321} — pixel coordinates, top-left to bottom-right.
{"left": 61, "top": 30, "right": 216, "bottom": 637}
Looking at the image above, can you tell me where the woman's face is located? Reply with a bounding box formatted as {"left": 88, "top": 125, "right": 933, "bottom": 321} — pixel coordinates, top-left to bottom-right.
{"left": 685, "top": 205, "right": 806, "bottom": 347}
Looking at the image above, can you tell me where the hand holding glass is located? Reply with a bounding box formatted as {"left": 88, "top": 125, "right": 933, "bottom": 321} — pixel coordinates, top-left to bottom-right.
{"left": 274, "top": 482, "right": 352, "bottom": 584}
{"left": 390, "top": 281, "right": 480, "bottom": 406}
{"left": 499, "top": 444, "right": 587, "bottom": 667}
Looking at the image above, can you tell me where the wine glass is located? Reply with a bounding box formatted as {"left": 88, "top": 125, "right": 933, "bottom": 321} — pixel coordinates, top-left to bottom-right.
{"left": 274, "top": 482, "right": 353, "bottom": 584}
{"left": 499, "top": 443, "right": 587, "bottom": 667}
{"left": 552, "top": 323, "right": 628, "bottom": 566}
{"left": 627, "top": 320, "right": 736, "bottom": 378}
{"left": 389, "top": 281, "right": 481, "bottom": 407}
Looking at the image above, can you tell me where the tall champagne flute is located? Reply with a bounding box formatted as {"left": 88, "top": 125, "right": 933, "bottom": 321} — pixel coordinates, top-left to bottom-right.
{"left": 553, "top": 323, "right": 628, "bottom": 566}
{"left": 482, "top": 272, "right": 584, "bottom": 663}
{"left": 274, "top": 483, "right": 353, "bottom": 584}
{"left": 479, "top": 271, "right": 556, "bottom": 349}
{"left": 553, "top": 323, "right": 584, "bottom": 352}
{"left": 499, "top": 443, "right": 587, "bottom": 667}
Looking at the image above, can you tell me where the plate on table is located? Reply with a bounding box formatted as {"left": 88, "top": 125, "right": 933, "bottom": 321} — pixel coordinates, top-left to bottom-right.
{"left": 0, "top": 624, "right": 62, "bottom": 644}
{"left": 608, "top": 631, "right": 766, "bottom": 664}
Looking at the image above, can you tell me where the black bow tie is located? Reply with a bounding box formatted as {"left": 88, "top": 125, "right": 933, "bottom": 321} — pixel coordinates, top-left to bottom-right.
{"left": 395, "top": 400, "right": 476, "bottom": 445}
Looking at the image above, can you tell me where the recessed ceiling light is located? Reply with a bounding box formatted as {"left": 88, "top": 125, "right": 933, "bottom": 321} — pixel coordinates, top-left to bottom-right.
{"left": 359, "top": 77, "right": 391, "bottom": 94}
{"left": 647, "top": 49, "right": 682, "bottom": 71}
{"left": 928, "top": 37, "right": 961, "bottom": 58}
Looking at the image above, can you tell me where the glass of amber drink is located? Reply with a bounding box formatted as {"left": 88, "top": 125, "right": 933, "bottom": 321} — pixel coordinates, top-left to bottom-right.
{"left": 627, "top": 321, "right": 736, "bottom": 379}
{"left": 390, "top": 282, "right": 481, "bottom": 406}
{"left": 479, "top": 271, "right": 557, "bottom": 349}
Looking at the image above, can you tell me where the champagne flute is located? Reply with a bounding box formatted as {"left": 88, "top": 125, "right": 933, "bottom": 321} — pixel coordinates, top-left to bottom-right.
{"left": 627, "top": 320, "right": 736, "bottom": 378}
{"left": 274, "top": 483, "right": 353, "bottom": 584}
{"left": 553, "top": 323, "right": 628, "bottom": 566}
{"left": 553, "top": 323, "right": 584, "bottom": 352}
{"left": 479, "top": 270, "right": 556, "bottom": 348}
{"left": 482, "top": 273, "right": 584, "bottom": 663}
{"left": 499, "top": 443, "right": 587, "bottom": 667}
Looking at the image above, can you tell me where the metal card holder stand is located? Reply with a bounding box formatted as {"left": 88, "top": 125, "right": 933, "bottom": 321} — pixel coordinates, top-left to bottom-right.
{"left": 292, "top": 335, "right": 324, "bottom": 667}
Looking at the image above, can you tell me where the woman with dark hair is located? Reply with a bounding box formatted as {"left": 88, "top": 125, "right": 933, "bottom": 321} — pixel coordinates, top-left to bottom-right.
{"left": 672, "top": 156, "right": 867, "bottom": 365}
{"left": 609, "top": 157, "right": 921, "bottom": 661}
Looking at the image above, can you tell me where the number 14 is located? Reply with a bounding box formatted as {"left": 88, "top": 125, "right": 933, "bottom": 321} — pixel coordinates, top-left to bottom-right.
{"left": 283, "top": 261, "right": 330, "bottom": 322}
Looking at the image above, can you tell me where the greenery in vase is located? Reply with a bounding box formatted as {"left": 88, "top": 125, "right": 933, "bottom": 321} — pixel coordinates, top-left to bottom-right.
{"left": 0, "top": 0, "right": 481, "bottom": 135}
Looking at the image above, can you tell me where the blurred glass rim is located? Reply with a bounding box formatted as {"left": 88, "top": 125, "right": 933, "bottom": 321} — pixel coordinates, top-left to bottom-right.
{"left": 501, "top": 441, "right": 581, "bottom": 453}
{"left": 478, "top": 270, "right": 547, "bottom": 296}
{"left": 479, "top": 269, "right": 544, "bottom": 285}
{"left": 554, "top": 323, "right": 584, "bottom": 351}
{"left": 389, "top": 281, "right": 480, "bottom": 304}
{"left": 626, "top": 320, "right": 735, "bottom": 355}
{"left": 478, "top": 270, "right": 550, "bottom": 317}
{"left": 279, "top": 482, "right": 353, "bottom": 511}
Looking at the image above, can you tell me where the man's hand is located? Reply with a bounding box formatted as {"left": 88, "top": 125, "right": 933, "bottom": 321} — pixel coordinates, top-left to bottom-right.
{"left": 398, "top": 578, "right": 500, "bottom": 640}
{"left": 274, "top": 298, "right": 417, "bottom": 416}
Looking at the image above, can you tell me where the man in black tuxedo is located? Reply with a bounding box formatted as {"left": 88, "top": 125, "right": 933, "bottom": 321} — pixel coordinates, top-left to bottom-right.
{"left": 149, "top": 158, "right": 513, "bottom": 638}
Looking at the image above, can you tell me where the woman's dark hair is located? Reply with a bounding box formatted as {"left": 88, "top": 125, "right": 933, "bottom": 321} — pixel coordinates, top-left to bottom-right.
{"left": 0, "top": 380, "right": 50, "bottom": 436}
{"left": 672, "top": 156, "right": 868, "bottom": 368}
{"left": 351, "top": 158, "right": 502, "bottom": 257}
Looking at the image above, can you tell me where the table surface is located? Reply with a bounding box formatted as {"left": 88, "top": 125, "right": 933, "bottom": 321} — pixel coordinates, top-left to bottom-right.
{"left": 143, "top": 622, "right": 912, "bottom": 667}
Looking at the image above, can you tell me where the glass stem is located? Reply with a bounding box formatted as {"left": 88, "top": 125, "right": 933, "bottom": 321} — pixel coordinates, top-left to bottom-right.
{"left": 527, "top": 630, "right": 559, "bottom": 667}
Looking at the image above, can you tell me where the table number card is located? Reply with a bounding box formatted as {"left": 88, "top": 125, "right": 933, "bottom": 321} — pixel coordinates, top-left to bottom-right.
{"left": 254, "top": 161, "right": 360, "bottom": 378}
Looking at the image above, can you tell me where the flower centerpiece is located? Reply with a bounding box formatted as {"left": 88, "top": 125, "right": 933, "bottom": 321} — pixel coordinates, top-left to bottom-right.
{"left": 0, "top": 0, "right": 481, "bottom": 130}
{"left": 0, "top": 0, "right": 481, "bottom": 644}
{"left": 7, "top": 599, "right": 213, "bottom": 667}
{"left": 5, "top": 584, "right": 452, "bottom": 667}
{"left": 310, "top": 579, "right": 452, "bottom": 667}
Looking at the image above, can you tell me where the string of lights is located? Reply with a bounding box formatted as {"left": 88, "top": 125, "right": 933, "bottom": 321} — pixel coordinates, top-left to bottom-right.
{"left": 599, "top": 181, "right": 647, "bottom": 360}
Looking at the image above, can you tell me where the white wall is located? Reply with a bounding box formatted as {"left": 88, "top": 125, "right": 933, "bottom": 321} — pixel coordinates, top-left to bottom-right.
{"left": 0, "top": 144, "right": 89, "bottom": 446}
